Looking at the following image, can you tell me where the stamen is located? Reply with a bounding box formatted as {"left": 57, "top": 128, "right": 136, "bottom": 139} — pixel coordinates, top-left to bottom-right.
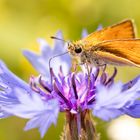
{"left": 50, "top": 68, "right": 55, "bottom": 84}
{"left": 87, "top": 96, "right": 96, "bottom": 105}
{"left": 53, "top": 82, "right": 71, "bottom": 108}
{"left": 29, "top": 77, "right": 40, "bottom": 93}
{"left": 58, "top": 66, "right": 65, "bottom": 80}
{"left": 94, "top": 68, "right": 100, "bottom": 81}
{"left": 72, "top": 74, "right": 78, "bottom": 99}
{"left": 105, "top": 67, "right": 117, "bottom": 86}
{"left": 39, "top": 76, "right": 51, "bottom": 93}
{"left": 100, "top": 73, "right": 107, "bottom": 84}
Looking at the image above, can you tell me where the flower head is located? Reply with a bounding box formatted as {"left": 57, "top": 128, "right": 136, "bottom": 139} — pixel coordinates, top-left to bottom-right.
{"left": 28, "top": 67, "right": 140, "bottom": 121}
{"left": 1, "top": 59, "right": 140, "bottom": 138}
{"left": 1, "top": 30, "right": 140, "bottom": 138}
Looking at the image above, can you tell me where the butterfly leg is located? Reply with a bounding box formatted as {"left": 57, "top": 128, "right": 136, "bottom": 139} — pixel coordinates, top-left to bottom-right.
{"left": 72, "top": 61, "right": 85, "bottom": 72}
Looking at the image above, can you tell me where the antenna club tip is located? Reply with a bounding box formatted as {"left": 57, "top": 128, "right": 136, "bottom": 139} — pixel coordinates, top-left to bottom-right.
{"left": 50, "top": 36, "right": 66, "bottom": 42}
{"left": 50, "top": 36, "right": 55, "bottom": 39}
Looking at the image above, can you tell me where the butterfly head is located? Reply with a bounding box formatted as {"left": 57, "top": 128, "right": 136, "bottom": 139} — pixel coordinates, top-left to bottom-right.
{"left": 67, "top": 42, "right": 83, "bottom": 56}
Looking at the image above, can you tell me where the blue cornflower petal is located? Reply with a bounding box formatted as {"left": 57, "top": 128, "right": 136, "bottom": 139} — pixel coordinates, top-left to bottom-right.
{"left": 81, "top": 25, "right": 102, "bottom": 39}
{"left": 2, "top": 88, "right": 59, "bottom": 137}
{"left": 37, "top": 38, "right": 52, "bottom": 58}
{"left": 0, "top": 110, "right": 11, "bottom": 118}
{"left": 53, "top": 31, "right": 65, "bottom": 54}
{"left": 0, "top": 61, "right": 59, "bottom": 137}
{"left": 23, "top": 31, "right": 71, "bottom": 78}
{"left": 0, "top": 60, "right": 30, "bottom": 91}
{"left": 122, "top": 75, "right": 140, "bottom": 91}
{"left": 93, "top": 79, "right": 140, "bottom": 121}
{"left": 96, "top": 24, "right": 103, "bottom": 31}
{"left": 93, "top": 108, "right": 123, "bottom": 121}
{"left": 24, "top": 99, "right": 59, "bottom": 138}
{"left": 122, "top": 100, "right": 140, "bottom": 118}
{"left": 23, "top": 50, "right": 50, "bottom": 77}
{"left": 0, "top": 60, "right": 31, "bottom": 117}
{"left": 81, "top": 29, "right": 88, "bottom": 38}
{"left": 2, "top": 88, "right": 57, "bottom": 117}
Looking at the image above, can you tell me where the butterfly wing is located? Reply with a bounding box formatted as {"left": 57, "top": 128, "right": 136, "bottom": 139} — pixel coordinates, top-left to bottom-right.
{"left": 93, "top": 39, "right": 140, "bottom": 67}
{"left": 80, "top": 20, "right": 136, "bottom": 49}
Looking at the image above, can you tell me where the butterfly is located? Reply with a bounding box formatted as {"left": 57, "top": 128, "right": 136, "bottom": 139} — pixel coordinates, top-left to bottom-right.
{"left": 67, "top": 19, "right": 140, "bottom": 68}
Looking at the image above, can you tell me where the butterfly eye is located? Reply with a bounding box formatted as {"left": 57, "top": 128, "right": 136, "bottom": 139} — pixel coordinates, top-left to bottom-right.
{"left": 75, "top": 47, "right": 82, "bottom": 53}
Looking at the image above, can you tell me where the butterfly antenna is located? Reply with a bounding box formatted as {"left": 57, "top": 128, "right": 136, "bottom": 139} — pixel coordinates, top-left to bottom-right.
{"left": 50, "top": 36, "right": 67, "bottom": 42}
{"left": 49, "top": 51, "right": 69, "bottom": 70}
{"left": 49, "top": 51, "right": 69, "bottom": 84}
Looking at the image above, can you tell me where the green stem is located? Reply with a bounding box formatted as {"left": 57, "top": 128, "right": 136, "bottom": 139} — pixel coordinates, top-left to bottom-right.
{"left": 60, "top": 110, "right": 99, "bottom": 140}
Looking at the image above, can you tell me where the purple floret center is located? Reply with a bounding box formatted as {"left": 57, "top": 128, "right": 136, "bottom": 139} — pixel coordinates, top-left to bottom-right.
{"left": 29, "top": 67, "right": 118, "bottom": 113}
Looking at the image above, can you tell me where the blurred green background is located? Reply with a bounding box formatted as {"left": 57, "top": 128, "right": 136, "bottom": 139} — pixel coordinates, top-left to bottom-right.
{"left": 0, "top": 0, "right": 140, "bottom": 140}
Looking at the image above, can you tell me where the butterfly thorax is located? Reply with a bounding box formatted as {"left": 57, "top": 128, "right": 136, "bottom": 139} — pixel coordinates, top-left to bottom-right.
{"left": 67, "top": 41, "right": 103, "bottom": 66}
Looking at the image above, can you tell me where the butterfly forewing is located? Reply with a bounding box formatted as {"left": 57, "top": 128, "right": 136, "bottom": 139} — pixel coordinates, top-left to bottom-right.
{"left": 93, "top": 39, "right": 140, "bottom": 67}
{"left": 80, "top": 20, "right": 136, "bottom": 49}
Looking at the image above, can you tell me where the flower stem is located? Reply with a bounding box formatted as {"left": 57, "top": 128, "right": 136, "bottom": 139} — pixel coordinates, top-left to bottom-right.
{"left": 61, "top": 110, "right": 99, "bottom": 140}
